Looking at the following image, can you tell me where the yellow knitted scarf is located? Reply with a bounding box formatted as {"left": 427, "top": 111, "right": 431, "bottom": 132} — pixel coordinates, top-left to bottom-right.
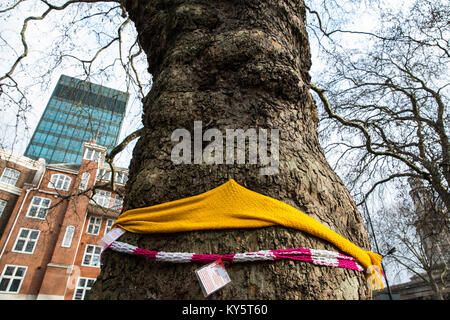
{"left": 112, "top": 179, "right": 382, "bottom": 275}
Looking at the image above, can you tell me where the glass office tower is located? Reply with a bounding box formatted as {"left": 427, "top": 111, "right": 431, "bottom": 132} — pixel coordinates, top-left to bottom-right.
{"left": 24, "top": 75, "right": 129, "bottom": 164}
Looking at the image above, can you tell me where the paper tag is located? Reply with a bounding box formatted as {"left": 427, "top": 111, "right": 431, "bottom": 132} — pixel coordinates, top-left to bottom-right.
{"left": 98, "top": 227, "right": 126, "bottom": 250}
{"left": 195, "top": 260, "right": 231, "bottom": 297}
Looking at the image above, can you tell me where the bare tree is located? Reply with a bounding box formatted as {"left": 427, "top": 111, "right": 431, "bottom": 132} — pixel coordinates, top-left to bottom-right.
{"left": 0, "top": 0, "right": 149, "bottom": 158}
{"left": 374, "top": 180, "right": 449, "bottom": 299}
{"left": 310, "top": 0, "right": 449, "bottom": 211}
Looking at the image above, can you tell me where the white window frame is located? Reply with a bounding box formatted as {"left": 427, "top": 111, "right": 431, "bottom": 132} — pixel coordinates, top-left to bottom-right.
{"left": 0, "top": 265, "right": 27, "bottom": 294}
{"left": 73, "top": 277, "right": 96, "bottom": 300}
{"left": 115, "top": 171, "right": 128, "bottom": 185}
{"left": 79, "top": 172, "right": 90, "bottom": 191}
{"left": 48, "top": 174, "right": 71, "bottom": 191}
{"left": 81, "top": 244, "right": 102, "bottom": 268}
{"left": 86, "top": 216, "right": 102, "bottom": 235}
{"left": 0, "top": 168, "right": 20, "bottom": 186}
{"left": 84, "top": 148, "right": 101, "bottom": 161}
{"left": 12, "top": 228, "right": 40, "bottom": 254}
{"left": 26, "top": 196, "right": 51, "bottom": 219}
{"left": 96, "top": 169, "right": 111, "bottom": 181}
{"left": 92, "top": 190, "right": 111, "bottom": 208}
{"left": 113, "top": 195, "right": 123, "bottom": 211}
{"left": 0, "top": 199, "right": 7, "bottom": 217}
{"left": 104, "top": 219, "right": 114, "bottom": 235}
{"left": 61, "top": 226, "right": 75, "bottom": 248}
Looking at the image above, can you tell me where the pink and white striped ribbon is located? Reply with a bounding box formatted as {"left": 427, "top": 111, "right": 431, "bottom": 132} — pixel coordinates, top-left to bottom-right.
{"left": 108, "top": 241, "right": 364, "bottom": 272}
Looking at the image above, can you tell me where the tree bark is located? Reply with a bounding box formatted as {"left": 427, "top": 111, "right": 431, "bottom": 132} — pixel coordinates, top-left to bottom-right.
{"left": 89, "top": 0, "right": 372, "bottom": 300}
{"left": 427, "top": 271, "right": 444, "bottom": 300}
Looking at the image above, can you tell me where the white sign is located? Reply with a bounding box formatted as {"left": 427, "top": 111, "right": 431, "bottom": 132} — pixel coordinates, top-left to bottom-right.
{"left": 195, "top": 260, "right": 231, "bottom": 297}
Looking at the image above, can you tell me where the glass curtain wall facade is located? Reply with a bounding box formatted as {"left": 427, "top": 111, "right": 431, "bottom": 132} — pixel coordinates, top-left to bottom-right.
{"left": 24, "top": 75, "right": 129, "bottom": 164}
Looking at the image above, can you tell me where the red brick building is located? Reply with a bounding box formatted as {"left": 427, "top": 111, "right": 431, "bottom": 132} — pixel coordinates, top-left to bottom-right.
{"left": 0, "top": 150, "right": 45, "bottom": 238}
{"left": 0, "top": 141, "right": 128, "bottom": 300}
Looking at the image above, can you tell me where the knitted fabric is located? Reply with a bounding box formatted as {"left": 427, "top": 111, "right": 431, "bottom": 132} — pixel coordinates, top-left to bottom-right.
{"left": 109, "top": 241, "right": 365, "bottom": 272}
{"left": 112, "top": 179, "right": 381, "bottom": 270}
{"left": 112, "top": 179, "right": 382, "bottom": 278}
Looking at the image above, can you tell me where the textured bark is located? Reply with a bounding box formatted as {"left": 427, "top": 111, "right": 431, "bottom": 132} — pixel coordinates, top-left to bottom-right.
{"left": 89, "top": 0, "right": 372, "bottom": 300}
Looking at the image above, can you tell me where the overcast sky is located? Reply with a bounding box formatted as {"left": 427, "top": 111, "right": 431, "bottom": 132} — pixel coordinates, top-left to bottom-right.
{"left": 0, "top": 1, "right": 148, "bottom": 168}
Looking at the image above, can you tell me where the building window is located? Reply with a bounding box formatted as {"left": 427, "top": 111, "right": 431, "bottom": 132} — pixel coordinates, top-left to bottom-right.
{"left": 104, "top": 219, "right": 114, "bottom": 235}
{"left": 62, "top": 226, "right": 75, "bottom": 248}
{"left": 0, "top": 199, "right": 6, "bottom": 217}
{"left": 26, "top": 196, "right": 51, "bottom": 219}
{"left": 48, "top": 174, "right": 71, "bottom": 191}
{"left": 82, "top": 245, "right": 102, "bottom": 267}
{"left": 79, "top": 172, "right": 90, "bottom": 191}
{"left": 84, "top": 148, "right": 101, "bottom": 161}
{"left": 115, "top": 171, "right": 128, "bottom": 185}
{"left": 92, "top": 190, "right": 111, "bottom": 208}
{"left": 12, "top": 228, "right": 40, "bottom": 254}
{"left": 0, "top": 168, "right": 20, "bottom": 186}
{"left": 113, "top": 195, "right": 123, "bottom": 211}
{"left": 96, "top": 169, "right": 111, "bottom": 181}
{"left": 86, "top": 216, "right": 102, "bottom": 235}
{"left": 0, "top": 265, "right": 27, "bottom": 294}
{"left": 73, "top": 277, "right": 95, "bottom": 300}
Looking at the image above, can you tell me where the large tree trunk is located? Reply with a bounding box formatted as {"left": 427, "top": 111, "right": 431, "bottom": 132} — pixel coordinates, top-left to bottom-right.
{"left": 89, "top": 0, "right": 372, "bottom": 299}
